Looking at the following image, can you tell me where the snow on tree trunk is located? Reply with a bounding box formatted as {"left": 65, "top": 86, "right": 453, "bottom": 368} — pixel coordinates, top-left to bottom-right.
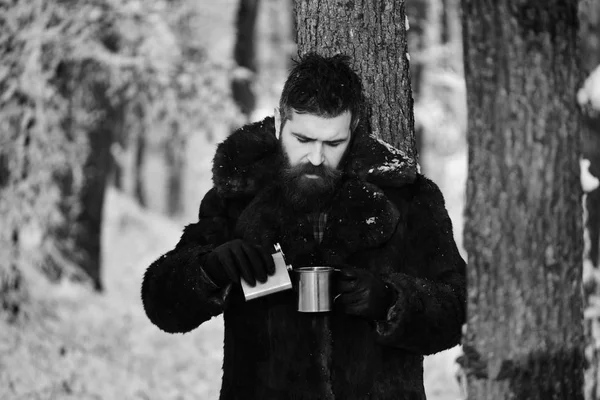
{"left": 293, "top": 0, "right": 417, "bottom": 163}
{"left": 462, "top": 1, "right": 584, "bottom": 398}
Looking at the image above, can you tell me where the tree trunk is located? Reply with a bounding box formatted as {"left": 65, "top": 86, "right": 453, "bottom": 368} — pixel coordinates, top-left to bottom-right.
{"left": 579, "top": 0, "right": 600, "bottom": 76}
{"left": 165, "top": 122, "right": 185, "bottom": 217}
{"left": 293, "top": 0, "right": 417, "bottom": 162}
{"left": 48, "top": 60, "right": 114, "bottom": 291}
{"left": 579, "top": 0, "right": 600, "bottom": 268}
{"left": 232, "top": 0, "right": 260, "bottom": 118}
{"left": 405, "top": 0, "right": 428, "bottom": 102}
{"left": 580, "top": 0, "right": 600, "bottom": 384}
{"left": 254, "top": 0, "right": 296, "bottom": 118}
{"left": 462, "top": 1, "right": 584, "bottom": 399}
{"left": 134, "top": 124, "right": 147, "bottom": 208}
{"left": 441, "top": 0, "right": 461, "bottom": 46}
{"left": 117, "top": 103, "right": 147, "bottom": 208}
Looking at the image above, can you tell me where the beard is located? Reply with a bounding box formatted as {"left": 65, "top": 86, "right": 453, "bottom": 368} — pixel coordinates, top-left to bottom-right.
{"left": 277, "top": 148, "right": 344, "bottom": 213}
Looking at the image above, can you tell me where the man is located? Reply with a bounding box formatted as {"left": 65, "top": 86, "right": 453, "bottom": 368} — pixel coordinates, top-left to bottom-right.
{"left": 141, "top": 53, "right": 466, "bottom": 400}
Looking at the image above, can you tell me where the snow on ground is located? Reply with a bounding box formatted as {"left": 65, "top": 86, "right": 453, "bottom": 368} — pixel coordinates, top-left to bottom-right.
{"left": 0, "top": 188, "right": 224, "bottom": 399}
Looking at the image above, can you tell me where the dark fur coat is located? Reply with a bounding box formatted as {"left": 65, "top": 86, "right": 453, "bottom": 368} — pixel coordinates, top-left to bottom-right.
{"left": 141, "top": 117, "right": 466, "bottom": 400}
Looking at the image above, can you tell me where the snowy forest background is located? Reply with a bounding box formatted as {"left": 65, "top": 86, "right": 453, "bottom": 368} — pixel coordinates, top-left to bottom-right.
{"left": 1, "top": 0, "right": 599, "bottom": 399}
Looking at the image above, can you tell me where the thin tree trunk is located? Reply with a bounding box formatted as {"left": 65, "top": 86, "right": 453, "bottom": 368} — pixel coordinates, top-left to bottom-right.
{"left": 405, "top": 0, "right": 428, "bottom": 159}
{"left": 443, "top": 0, "right": 461, "bottom": 46}
{"left": 255, "top": 0, "right": 296, "bottom": 115}
{"left": 293, "top": 0, "right": 417, "bottom": 163}
{"left": 405, "top": 0, "right": 427, "bottom": 102}
{"left": 134, "top": 125, "right": 147, "bottom": 208}
{"left": 165, "top": 122, "right": 185, "bottom": 217}
{"left": 232, "top": 0, "right": 260, "bottom": 118}
{"left": 579, "top": 0, "right": 600, "bottom": 76}
{"left": 462, "top": 1, "right": 584, "bottom": 398}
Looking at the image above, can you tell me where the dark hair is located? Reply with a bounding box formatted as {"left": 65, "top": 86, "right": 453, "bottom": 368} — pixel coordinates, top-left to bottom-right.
{"left": 279, "top": 52, "right": 364, "bottom": 132}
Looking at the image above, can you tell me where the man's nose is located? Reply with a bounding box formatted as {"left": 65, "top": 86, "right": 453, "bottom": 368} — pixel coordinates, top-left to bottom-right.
{"left": 307, "top": 142, "right": 324, "bottom": 166}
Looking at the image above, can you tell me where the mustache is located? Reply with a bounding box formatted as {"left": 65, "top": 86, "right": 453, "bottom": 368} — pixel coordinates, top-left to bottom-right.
{"left": 284, "top": 162, "right": 342, "bottom": 180}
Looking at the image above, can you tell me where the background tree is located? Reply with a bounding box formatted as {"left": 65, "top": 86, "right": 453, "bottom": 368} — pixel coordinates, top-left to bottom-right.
{"left": 405, "top": 0, "right": 428, "bottom": 103}
{"left": 579, "top": 0, "right": 600, "bottom": 268}
{"left": 253, "top": 0, "right": 296, "bottom": 120}
{"left": 461, "top": 1, "right": 584, "bottom": 398}
{"left": 232, "top": 0, "right": 261, "bottom": 119}
{"left": 409, "top": 0, "right": 466, "bottom": 185}
{"left": 293, "top": 0, "right": 417, "bottom": 165}
{"left": 50, "top": 60, "right": 117, "bottom": 291}
{"left": 579, "top": 2, "right": 600, "bottom": 398}
{"left": 0, "top": 1, "right": 124, "bottom": 306}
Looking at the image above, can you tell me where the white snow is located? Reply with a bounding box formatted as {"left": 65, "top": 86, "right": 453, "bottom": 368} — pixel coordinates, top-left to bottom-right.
{"left": 581, "top": 158, "right": 600, "bottom": 192}
{"left": 372, "top": 158, "right": 406, "bottom": 174}
{"left": 578, "top": 64, "right": 600, "bottom": 111}
{"left": 369, "top": 135, "right": 409, "bottom": 159}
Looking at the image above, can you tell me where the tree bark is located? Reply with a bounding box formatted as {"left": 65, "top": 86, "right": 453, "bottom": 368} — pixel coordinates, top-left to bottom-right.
{"left": 293, "top": 0, "right": 417, "bottom": 162}
{"left": 462, "top": 1, "right": 584, "bottom": 399}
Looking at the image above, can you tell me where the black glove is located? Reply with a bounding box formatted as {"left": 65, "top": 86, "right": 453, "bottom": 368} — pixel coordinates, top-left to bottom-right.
{"left": 334, "top": 266, "right": 395, "bottom": 320}
{"left": 203, "top": 239, "right": 275, "bottom": 287}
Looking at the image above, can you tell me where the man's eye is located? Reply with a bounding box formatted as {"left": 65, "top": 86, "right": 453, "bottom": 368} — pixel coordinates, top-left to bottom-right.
{"left": 326, "top": 142, "right": 341, "bottom": 147}
{"left": 296, "top": 137, "right": 310, "bottom": 143}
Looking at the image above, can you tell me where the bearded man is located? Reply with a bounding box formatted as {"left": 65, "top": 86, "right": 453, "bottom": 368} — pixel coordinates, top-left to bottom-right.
{"left": 141, "top": 53, "right": 466, "bottom": 400}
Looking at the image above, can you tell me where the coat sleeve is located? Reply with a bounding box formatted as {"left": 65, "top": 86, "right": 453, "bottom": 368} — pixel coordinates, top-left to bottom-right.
{"left": 375, "top": 176, "right": 467, "bottom": 355}
{"left": 141, "top": 188, "right": 235, "bottom": 333}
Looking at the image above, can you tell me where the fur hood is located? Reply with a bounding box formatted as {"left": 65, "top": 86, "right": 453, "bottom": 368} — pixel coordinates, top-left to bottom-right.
{"left": 212, "top": 116, "right": 417, "bottom": 199}
{"left": 210, "top": 117, "right": 419, "bottom": 255}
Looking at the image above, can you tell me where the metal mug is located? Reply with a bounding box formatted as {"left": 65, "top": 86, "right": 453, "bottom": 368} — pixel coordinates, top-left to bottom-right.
{"left": 295, "top": 266, "right": 336, "bottom": 312}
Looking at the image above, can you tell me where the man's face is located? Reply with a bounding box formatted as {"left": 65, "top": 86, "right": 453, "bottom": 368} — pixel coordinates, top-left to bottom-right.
{"left": 274, "top": 110, "right": 352, "bottom": 211}
{"left": 277, "top": 111, "right": 352, "bottom": 171}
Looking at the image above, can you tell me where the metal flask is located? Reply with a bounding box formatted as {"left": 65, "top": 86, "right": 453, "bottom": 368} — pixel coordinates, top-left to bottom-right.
{"left": 240, "top": 243, "right": 293, "bottom": 301}
{"left": 295, "top": 266, "right": 336, "bottom": 312}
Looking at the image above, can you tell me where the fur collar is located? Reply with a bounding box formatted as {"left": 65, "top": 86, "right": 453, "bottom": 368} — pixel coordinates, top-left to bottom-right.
{"left": 211, "top": 116, "right": 416, "bottom": 253}
{"left": 212, "top": 116, "right": 417, "bottom": 198}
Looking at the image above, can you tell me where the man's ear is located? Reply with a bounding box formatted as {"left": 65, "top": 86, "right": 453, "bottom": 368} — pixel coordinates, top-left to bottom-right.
{"left": 351, "top": 115, "right": 361, "bottom": 133}
{"left": 274, "top": 107, "right": 281, "bottom": 139}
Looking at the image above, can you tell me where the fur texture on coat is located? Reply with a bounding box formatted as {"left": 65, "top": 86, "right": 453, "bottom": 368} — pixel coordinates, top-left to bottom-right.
{"left": 141, "top": 117, "right": 466, "bottom": 400}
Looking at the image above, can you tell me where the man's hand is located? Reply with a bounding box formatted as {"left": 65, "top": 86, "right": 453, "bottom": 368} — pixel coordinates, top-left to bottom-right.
{"left": 334, "top": 266, "right": 395, "bottom": 320}
{"left": 203, "top": 239, "right": 275, "bottom": 287}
